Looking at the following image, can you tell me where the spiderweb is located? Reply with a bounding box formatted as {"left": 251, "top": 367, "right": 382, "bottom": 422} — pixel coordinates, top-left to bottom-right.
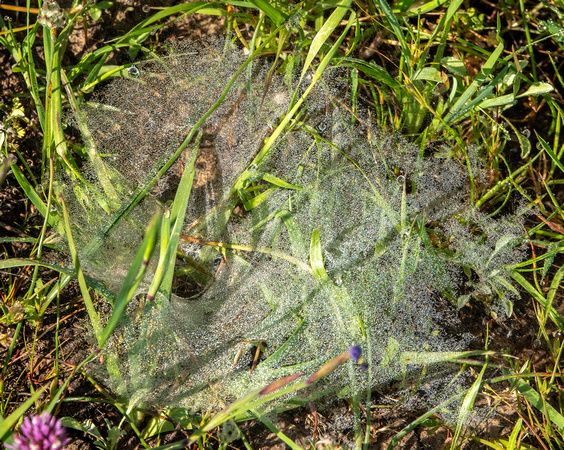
{"left": 60, "top": 37, "right": 528, "bottom": 415}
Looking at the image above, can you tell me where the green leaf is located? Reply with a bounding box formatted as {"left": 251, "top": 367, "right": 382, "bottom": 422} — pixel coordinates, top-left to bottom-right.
{"left": 542, "top": 242, "right": 559, "bottom": 277}
{"left": 426, "top": 0, "right": 464, "bottom": 44}
{"left": 516, "top": 82, "right": 554, "bottom": 98}
{"left": 0, "top": 258, "right": 115, "bottom": 301}
{"left": 535, "top": 133, "right": 564, "bottom": 174}
{"left": 477, "top": 93, "right": 516, "bottom": 110}
{"left": 277, "top": 209, "right": 307, "bottom": 258}
{"left": 243, "top": 11, "right": 355, "bottom": 176}
{"left": 88, "top": 6, "right": 103, "bottom": 21}
{"left": 300, "top": 0, "right": 353, "bottom": 83}
{"left": 441, "top": 56, "right": 467, "bottom": 77}
{"left": 97, "top": 1, "right": 114, "bottom": 8}
{"left": 539, "top": 20, "right": 564, "bottom": 42}
{"left": 60, "top": 418, "right": 103, "bottom": 440}
{"left": 486, "top": 234, "right": 520, "bottom": 267}
{"left": 512, "top": 271, "right": 564, "bottom": 329}
{"left": 381, "top": 337, "right": 401, "bottom": 367}
{"left": 547, "top": 265, "right": 564, "bottom": 309}
{"left": 457, "top": 294, "right": 471, "bottom": 309}
{"left": 453, "top": 356, "right": 488, "bottom": 446}
{"left": 373, "top": 0, "right": 411, "bottom": 66}
{"left": 404, "top": 0, "right": 450, "bottom": 15}
{"left": 262, "top": 173, "right": 303, "bottom": 190}
{"left": 9, "top": 163, "right": 60, "bottom": 228}
{"left": 399, "top": 350, "right": 497, "bottom": 366}
{"left": 412, "top": 67, "right": 446, "bottom": 82}
{"left": 506, "top": 418, "right": 523, "bottom": 450}
{"left": 516, "top": 380, "right": 564, "bottom": 429}
{"left": 116, "top": 2, "right": 212, "bottom": 46}
{"left": 503, "top": 117, "right": 531, "bottom": 158}
{"left": 240, "top": 186, "right": 277, "bottom": 210}
{"left": 309, "top": 227, "right": 330, "bottom": 283}
{"left": 443, "top": 41, "right": 504, "bottom": 125}
{"left": 147, "top": 137, "right": 199, "bottom": 301}
{"left": 247, "top": 0, "right": 287, "bottom": 25}
{"left": 340, "top": 57, "right": 399, "bottom": 89}
{"left": 99, "top": 211, "right": 161, "bottom": 347}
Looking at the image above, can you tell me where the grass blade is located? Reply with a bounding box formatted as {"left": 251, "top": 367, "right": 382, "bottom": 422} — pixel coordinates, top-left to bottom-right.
{"left": 99, "top": 210, "right": 161, "bottom": 347}
{"left": 0, "top": 385, "right": 48, "bottom": 442}
{"left": 443, "top": 41, "right": 504, "bottom": 125}
{"left": 250, "top": 408, "right": 302, "bottom": 450}
{"left": 453, "top": 356, "right": 489, "bottom": 447}
{"left": 512, "top": 271, "right": 564, "bottom": 329}
{"left": 247, "top": 0, "right": 287, "bottom": 25}
{"left": 147, "top": 135, "right": 199, "bottom": 301}
{"left": 516, "top": 379, "right": 564, "bottom": 429}
{"left": 60, "top": 196, "right": 103, "bottom": 344}
{"left": 373, "top": 0, "right": 411, "bottom": 66}
{"left": 299, "top": 0, "right": 352, "bottom": 83}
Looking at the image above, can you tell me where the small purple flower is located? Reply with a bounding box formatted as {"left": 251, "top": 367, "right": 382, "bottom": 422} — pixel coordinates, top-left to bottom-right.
{"left": 349, "top": 345, "right": 362, "bottom": 363}
{"left": 6, "top": 413, "right": 70, "bottom": 450}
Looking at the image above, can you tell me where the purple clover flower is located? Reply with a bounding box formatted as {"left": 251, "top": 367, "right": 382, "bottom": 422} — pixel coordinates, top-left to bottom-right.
{"left": 6, "top": 413, "right": 70, "bottom": 450}
{"left": 349, "top": 345, "right": 362, "bottom": 362}
{"left": 350, "top": 346, "right": 368, "bottom": 371}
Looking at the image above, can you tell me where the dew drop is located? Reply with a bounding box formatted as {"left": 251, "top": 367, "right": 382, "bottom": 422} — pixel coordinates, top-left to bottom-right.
{"left": 522, "top": 128, "right": 531, "bottom": 138}
{"left": 4, "top": 16, "right": 12, "bottom": 21}
{"left": 396, "top": 175, "right": 405, "bottom": 184}
{"left": 317, "top": 122, "right": 326, "bottom": 132}
{"left": 540, "top": 278, "right": 546, "bottom": 286}
{"left": 128, "top": 66, "right": 140, "bottom": 78}
{"left": 142, "top": 5, "right": 151, "bottom": 13}
{"left": 334, "top": 273, "right": 343, "bottom": 286}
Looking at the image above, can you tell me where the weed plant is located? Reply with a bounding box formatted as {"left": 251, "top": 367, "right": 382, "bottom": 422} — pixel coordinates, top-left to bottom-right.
{"left": 0, "top": 1, "right": 563, "bottom": 449}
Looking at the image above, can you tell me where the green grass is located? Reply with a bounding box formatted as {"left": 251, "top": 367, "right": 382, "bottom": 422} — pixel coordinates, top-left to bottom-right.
{"left": 0, "top": 0, "right": 563, "bottom": 448}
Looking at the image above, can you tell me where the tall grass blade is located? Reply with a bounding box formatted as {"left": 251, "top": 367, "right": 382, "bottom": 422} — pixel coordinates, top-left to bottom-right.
{"left": 99, "top": 210, "right": 161, "bottom": 347}
{"left": 453, "top": 357, "right": 489, "bottom": 447}
{"left": 0, "top": 386, "right": 48, "bottom": 442}
{"left": 443, "top": 42, "right": 504, "bottom": 125}
{"left": 247, "top": 0, "right": 287, "bottom": 25}
{"left": 60, "top": 196, "right": 103, "bottom": 344}
{"left": 146, "top": 135, "right": 198, "bottom": 301}
{"left": 299, "top": 0, "right": 352, "bottom": 83}
{"left": 516, "top": 379, "right": 564, "bottom": 429}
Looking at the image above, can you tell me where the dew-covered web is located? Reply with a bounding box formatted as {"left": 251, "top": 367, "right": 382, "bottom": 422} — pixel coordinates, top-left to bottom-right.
{"left": 61, "top": 38, "right": 529, "bottom": 415}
